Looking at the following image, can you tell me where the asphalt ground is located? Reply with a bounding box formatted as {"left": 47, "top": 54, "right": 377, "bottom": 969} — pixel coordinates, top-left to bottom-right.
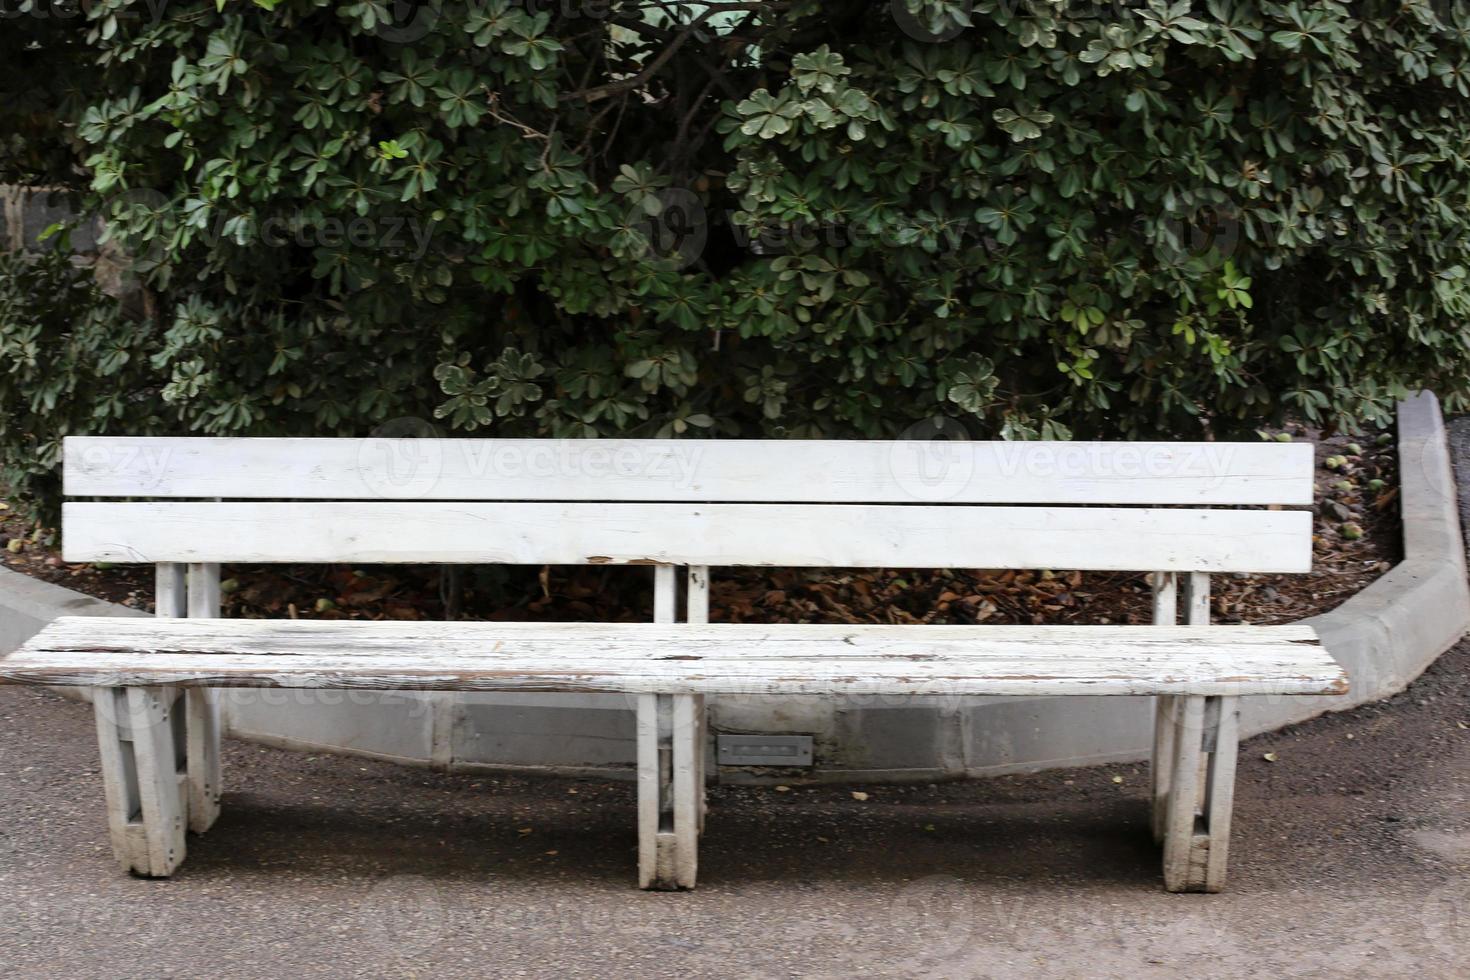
{"left": 1, "top": 633, "right": 1466, "bottom": 978}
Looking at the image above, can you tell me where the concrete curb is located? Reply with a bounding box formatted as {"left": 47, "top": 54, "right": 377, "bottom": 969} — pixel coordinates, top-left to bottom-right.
{"left": 2, "top": 394, "right": 1466, "bottom": 782}
{"left": 0, "top": 565, "right": 147, "bottom": 653}
{"left": 1271, "top": 392, "right": 1470, "bottom": 736}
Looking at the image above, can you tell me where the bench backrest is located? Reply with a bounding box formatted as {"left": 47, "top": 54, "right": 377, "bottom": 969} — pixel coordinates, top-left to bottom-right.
{"left": 61, "top": 436, "right": 1313, "bottom": 573}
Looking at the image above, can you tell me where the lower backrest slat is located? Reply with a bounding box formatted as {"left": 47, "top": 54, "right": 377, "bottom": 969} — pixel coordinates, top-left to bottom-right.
{"left": 63, "top": 501, "right": 1312, "bottom": 573}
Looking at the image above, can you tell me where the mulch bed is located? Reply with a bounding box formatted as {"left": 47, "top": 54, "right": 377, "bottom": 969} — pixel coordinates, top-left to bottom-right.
{"left": 0, "top": 427, "right": 1399, "bottom": 627}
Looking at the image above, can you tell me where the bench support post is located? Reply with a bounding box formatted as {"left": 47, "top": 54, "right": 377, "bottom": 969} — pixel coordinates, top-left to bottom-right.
{"left": 636, "top": 564, "right": 708, "bottom": 889}
{"left": 686, "top": 566, "right": 711, "bottom": 833}
{"left": 637, "top": 692, "right": 704, "bottom": 890}
{"left": 1148, "top": 571, "right": 1177, "bottom": 843}
{"left": 1153, "top": 572, "right": 1237, "bottom": 892}
{"left": 93, "top": 686, "right": 188, "bottom": 877}
{"left": 183, "top": 562, "right": 223, "bottom": 834}
{"left": 1150, "top": 694, "right": 1175, "bottom": 846}
{"left": 1159, "top": 693, "right": 1239, "bottom": 893}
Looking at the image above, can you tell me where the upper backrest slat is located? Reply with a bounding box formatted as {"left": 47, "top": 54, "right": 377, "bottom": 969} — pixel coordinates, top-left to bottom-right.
{"left": 64, "top": 437, "right": 1314, "bottom": 506}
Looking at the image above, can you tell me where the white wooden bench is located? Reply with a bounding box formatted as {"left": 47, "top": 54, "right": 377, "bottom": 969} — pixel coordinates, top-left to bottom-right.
{"left": 0, "top": 436, "right": 1346, "bottom": 892}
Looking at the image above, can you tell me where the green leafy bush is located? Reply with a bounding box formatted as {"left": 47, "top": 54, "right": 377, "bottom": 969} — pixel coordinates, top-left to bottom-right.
{"left": 0, "top": 244, "right": 156, "bottom": 510}
{"left": 4, "top": 0, "right": 1470, "bottom": 516}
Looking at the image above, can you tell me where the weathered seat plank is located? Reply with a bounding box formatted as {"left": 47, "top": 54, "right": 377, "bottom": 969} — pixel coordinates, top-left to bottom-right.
{"left": 3, "top": 618, "right": 1344, "bottom": 697}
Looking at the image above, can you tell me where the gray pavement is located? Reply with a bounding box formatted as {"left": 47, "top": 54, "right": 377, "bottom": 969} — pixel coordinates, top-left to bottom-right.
{"left": 1, "top": 638, "right": 1466, "bottom": 978}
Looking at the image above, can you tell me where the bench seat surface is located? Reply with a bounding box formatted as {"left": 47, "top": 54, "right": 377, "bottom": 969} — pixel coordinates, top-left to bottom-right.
{"left": 2, "top": 618, "right": 1345, "bottom": 697}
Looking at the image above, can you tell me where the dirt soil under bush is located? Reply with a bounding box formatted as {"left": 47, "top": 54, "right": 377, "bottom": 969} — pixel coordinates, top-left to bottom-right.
{"left": 1, "top": 426, "right": 1399, "bottom": 626}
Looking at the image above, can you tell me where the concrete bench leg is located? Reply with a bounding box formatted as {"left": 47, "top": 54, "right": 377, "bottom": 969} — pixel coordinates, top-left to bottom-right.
{"left": 694, "top": 693, "right": 708, "bottom": 835}
{"left": 637, "top": 693, "right": 704, "bottom": 890}
{"left": 1158, "top": 694, "right": 1239, "bottom": 893}
{"left": 1149, "top": 694, "right": 1177, "bottom": 845}
{"left": 183, "top": 689, "right": 222, "bottom": 833}
{"left": 94, "top": 687, "right": 188, "bottom": 877}
{"left": 151, "top": 562, "right": 223, "bottom": 836}
{"left": 183, "top": 563, "right": 223, "bottom": 833}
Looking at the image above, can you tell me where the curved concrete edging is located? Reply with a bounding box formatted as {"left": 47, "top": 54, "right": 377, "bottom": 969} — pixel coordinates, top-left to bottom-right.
{"left": 1267, "top": 392, "right": 1470, "bottom": 738}
{"left": 2, "top": 393, "right": 1466, "bottom": 782}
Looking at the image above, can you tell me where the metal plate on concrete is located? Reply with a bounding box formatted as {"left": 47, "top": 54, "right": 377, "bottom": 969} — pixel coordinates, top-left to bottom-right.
{"left": 716, "top": 734, "right": 813, "bottom": 766}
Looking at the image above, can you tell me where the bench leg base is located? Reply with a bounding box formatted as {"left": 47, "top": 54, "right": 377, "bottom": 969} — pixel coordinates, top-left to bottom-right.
{"left": 636, "top": 693, "right": 704, "bottom": 890}
{"left": 1156, "top": 694, "right": 1239, "bottom": 893}
{"left": 94, "top": 687, "right": 189, "bottom": 878}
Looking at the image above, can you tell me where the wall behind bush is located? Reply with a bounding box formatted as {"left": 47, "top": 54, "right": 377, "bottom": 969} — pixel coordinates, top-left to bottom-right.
{"left": 4, "top": 0, "right": 1470, "bottom": 515}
